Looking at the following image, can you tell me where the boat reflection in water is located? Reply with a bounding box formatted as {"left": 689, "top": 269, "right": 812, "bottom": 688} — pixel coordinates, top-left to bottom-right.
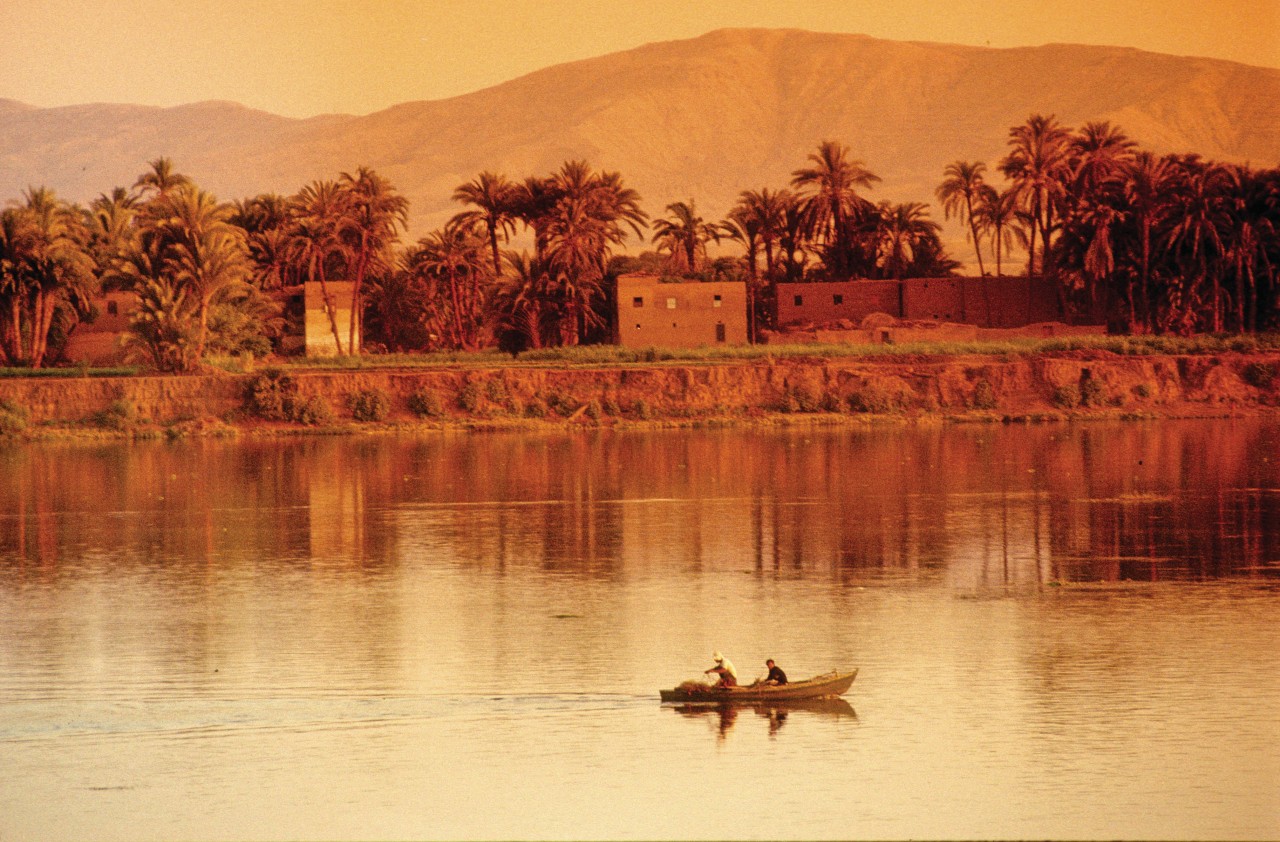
{"left": 667, "top": 696, "right": 857, "bottom": 740}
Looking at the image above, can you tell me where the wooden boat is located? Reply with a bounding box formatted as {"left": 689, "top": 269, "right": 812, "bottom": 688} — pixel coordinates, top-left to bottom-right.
{"left": 659, "top": 669, "right": 857, "bottom": 703}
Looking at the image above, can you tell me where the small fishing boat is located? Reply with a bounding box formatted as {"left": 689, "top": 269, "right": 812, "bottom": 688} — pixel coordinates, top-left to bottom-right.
{"left": 659, "top": 669, "right": 857, "bottom": 703}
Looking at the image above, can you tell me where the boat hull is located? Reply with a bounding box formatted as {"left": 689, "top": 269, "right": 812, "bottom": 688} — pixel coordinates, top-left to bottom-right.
{"left": 659, "top": 669, "right": 857, "bottom": 703}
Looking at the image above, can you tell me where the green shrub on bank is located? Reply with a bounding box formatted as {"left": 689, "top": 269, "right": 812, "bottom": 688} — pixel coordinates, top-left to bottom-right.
{"left": 0, "top": 399, "right": 28, "bottom": 436}
{"left": 348, "top": 387, "right": 391, "bottom": 422}
{"left": 1053, "top": 384, "right": 1082, "bottom": 409}
{"left": 407, "top": 388, "right": 446, "bottom": 418}
{"left": 971, "top": 379, "right": 998, "bottom": 410}
{"left": 458, "top": 381, "right": 484, "bottom": 413}
{"left": 246, "top": 369, "right": 298, "bottom": 421}
{"left": 781, "top": 382, "right": 823, "bottom": 413}
{"left": 1080, "top": 375, "right": 1107, "bottom": 408}
{"left": 96, "top": 398, "right": 138, "bottom": 430}
{"left": 847, "top": 381, "right": 908, "bottom": 414}
{"left": 292, "top": 394, "right": 334, "bottom": 426}
{"left": 1243, "top": 361, "right": 1278, "bottom": 389}
{"left": 525, "top": 396, "right": 549, "bottom": 418}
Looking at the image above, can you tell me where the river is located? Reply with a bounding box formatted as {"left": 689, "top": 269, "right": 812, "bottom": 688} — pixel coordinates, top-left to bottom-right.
{"left": 1, "top": 421, "right": 1278, "bottom": 840}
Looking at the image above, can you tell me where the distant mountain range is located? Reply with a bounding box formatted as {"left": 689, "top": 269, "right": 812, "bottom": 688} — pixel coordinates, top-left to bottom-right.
{"left": 3, "top": 28, "right": 1279, "bottom": 249}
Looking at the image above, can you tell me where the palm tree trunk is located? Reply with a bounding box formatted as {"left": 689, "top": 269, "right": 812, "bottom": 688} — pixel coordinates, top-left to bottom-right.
{"left": 348, "top": 246, "right": 367, "bottom": 355}
{"left": 1139, "top": 222, "right": 1153, "bottom": 333}
{"left": 8, "top": 295, "right": 23, "bottom": 363}
{"left": 29, "top": 289, "right": 47, "bottom": 368}
{"left": 448, "top": 269, "right": 466, "bottom": 350}
{"left": 193, "top": 299, "right": 209, "bottom": 371}
{"left": 316, "top": 263, "right": 345, "bottom": 355}
{"left": 35, "top": 291, "right": 57, "bottom": 369}
{"left": 966, "top": 196, "right": 986, "bottom": 277}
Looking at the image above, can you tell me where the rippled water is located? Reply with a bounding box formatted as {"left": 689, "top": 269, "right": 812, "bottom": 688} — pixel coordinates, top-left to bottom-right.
{"left": 1, "top": 422, "right": 1279, "bottom": 840}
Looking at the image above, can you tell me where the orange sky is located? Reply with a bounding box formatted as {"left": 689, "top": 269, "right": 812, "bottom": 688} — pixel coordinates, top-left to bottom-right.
{"left": 4, "top": 0, "right": 1279, "bottom": 117}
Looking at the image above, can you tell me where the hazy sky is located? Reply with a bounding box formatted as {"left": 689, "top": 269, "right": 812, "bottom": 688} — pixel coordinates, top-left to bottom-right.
{"left": 4, "top": 0, "right": 1279, "bottom": 117}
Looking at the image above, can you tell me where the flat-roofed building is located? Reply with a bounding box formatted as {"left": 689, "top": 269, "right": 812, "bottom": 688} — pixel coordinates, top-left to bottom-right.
{"left": 616, "top": 274, "right": 747, "bottom": 348}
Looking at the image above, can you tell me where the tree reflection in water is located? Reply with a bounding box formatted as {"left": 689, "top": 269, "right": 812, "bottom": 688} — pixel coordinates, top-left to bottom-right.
{"left": 3, "top": 421, "right": 1279, "bottom": 586}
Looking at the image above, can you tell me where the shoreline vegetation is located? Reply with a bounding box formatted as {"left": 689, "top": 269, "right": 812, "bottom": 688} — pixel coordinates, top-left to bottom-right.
{"left": 2, "top": 117, "right": 1279, "bottom": 378}
{"left": 2, "top": 336, "right": 1279, "bottom": 441}
{"left": 3, "top": 116, "right": 1279, "bottom": 441}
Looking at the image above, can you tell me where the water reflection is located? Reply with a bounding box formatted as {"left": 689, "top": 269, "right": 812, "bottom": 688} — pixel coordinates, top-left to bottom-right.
{"left": 3, "top": 421, "right": 1278, "bottom": 587}
{"left": 668, "top": 697, "right": 858, "bottom": 741}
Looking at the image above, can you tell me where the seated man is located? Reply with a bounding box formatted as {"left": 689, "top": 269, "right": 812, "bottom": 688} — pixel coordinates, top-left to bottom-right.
{"left": 705, "top": 652, "right": 737, "bottom": 687}
{"left": 762, "top": 659, "right": 788, "bottom": 686}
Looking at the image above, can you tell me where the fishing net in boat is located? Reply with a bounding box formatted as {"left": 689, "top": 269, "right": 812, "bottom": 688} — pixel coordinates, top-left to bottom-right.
{"left": 674, "top": 680, "right": 716, "bottom": 695}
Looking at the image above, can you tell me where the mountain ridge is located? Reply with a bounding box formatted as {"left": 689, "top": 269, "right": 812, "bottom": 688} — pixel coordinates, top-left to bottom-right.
{"left": 2, "top": 28, "right": 1278, "bottom": 247}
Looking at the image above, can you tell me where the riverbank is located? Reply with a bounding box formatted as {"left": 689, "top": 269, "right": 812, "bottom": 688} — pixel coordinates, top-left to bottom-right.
{"left": 2, "top": 347, "right": 1279, "bottom": 440}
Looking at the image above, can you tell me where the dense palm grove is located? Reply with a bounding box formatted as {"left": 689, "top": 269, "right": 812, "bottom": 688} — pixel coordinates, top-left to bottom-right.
{"left": 1, "top": 114, "right": 1278, "bottom": 370}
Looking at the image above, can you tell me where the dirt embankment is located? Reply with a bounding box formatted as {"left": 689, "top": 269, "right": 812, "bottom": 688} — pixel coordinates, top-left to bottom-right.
{"left": 2, "top": 350, "right": 1279, "bottom": 437}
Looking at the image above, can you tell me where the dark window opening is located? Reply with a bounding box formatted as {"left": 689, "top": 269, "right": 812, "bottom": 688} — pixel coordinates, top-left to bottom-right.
{"left": 632, "top": 296, "right": 644, "bottom": 308}
{"left": 833, "top": 294, "right": 843, "bottom": 305}
{"left": 794, "top": 295, "right": 803, "bottom": 306}
{"left": 107, "top": 300, "right": 119, "bottom": 316}
{"left": 715, "top": 322, "right": 726, "bottom": 343}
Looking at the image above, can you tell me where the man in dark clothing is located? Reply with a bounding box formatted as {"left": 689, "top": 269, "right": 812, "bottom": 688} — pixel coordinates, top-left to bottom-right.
{"left": 763, "top": 659, "right": 787, "bottom": 685}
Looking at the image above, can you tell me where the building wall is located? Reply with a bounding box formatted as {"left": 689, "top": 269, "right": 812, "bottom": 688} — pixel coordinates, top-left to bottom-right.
{"left": 778, "top": 277, "right": 1066, "bottom": 329}
{"left": 305, "top": 281, "right": 358, "bottom": 357}
{"left": 616, "top": 275, "right": 748, "bottom": 348}
{"left": 61, "top": 291, "right": 137, "bottom": 365}
{"left": 775, "top": 281, "right": 900, "bottom": 326}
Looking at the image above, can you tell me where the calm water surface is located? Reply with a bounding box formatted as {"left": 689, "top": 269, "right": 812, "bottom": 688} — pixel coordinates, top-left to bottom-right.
{"left": 1, "top": 422, "right": 1279, "bottom": 840}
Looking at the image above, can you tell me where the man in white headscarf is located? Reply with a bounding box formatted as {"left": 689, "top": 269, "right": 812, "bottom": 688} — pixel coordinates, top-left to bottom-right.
{"left": 704, "top": 652, "right": 738, "bottom": 687}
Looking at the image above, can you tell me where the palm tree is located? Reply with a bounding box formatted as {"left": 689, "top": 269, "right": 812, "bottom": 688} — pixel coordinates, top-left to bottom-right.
{"left": 1070, "top": 121, "right": 1137, "bottom": 195}
{"left": 452, "top": 171, "right": 519, "bottom": 276}
{"left": 133, "top": 157, "right": 191, "bottom": 201}
{"left": 363, "top": 265, "right": 432, "bottom": 352}
{"left": 288, "top": 179, "right": 352, "bottom": 354}
{"left": 973, "top": 184, "right": 1021, "bottom": 278}
{"left": 232, "top": 194, "right": 293, "bottom": 289}
{"left": 721, "top": 209, "right": 761, "bottom": 341}
{"left": 728, "top": 188, "right": 797, "bottom": 332}
{"left": 543, "top": 194, "right": 611, "bottom": 346}
{"left": 411, "top": 219, "right": 490, "bottom": 349}
{"left": 876, "top": 202, "right": 942, "bottom": 280}
{"left": 1121, "top": 151, "right": 1176, "bottom": 331}
{"left": 998, "top": 114, "right": 1072, "bottom": 278}
{"left": 790, "top": 141, "right": 880, "bottom": 277}
{"left": 731, "top": 188, "right": 792, "bottom": 282}
{"left": 1165, "top": 157, "right": 1229, "bottom": 332}
{"left": 156, "top": 186, "right": 252, "bottom": 363}
{"left": 2, "top": 188, "right": 96, "bottom": 367}
{"left": 490, "top": 250, "right": 552, "bottom": 351}
{"left": 650, "top": 199, "right": 721, "bottom": 274}
{"left": 86, "top": 188, "right": 139, "bottom": 279}
{"left": 936, "top": 160, "right": 989, "bottom": 277}
{"left": 338, "top": 166, "right": 408, "bottom": 353}
{"left": 1219, "top": 164, "right": 1277, "bottom": 331}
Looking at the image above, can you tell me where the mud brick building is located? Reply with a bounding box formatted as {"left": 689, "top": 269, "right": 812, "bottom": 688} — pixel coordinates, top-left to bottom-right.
{"left": 616, "top": 274, "right": 748, "bottom": 348}
{"left": 776, "top": 277, "right": 1065, "bottom": 328}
